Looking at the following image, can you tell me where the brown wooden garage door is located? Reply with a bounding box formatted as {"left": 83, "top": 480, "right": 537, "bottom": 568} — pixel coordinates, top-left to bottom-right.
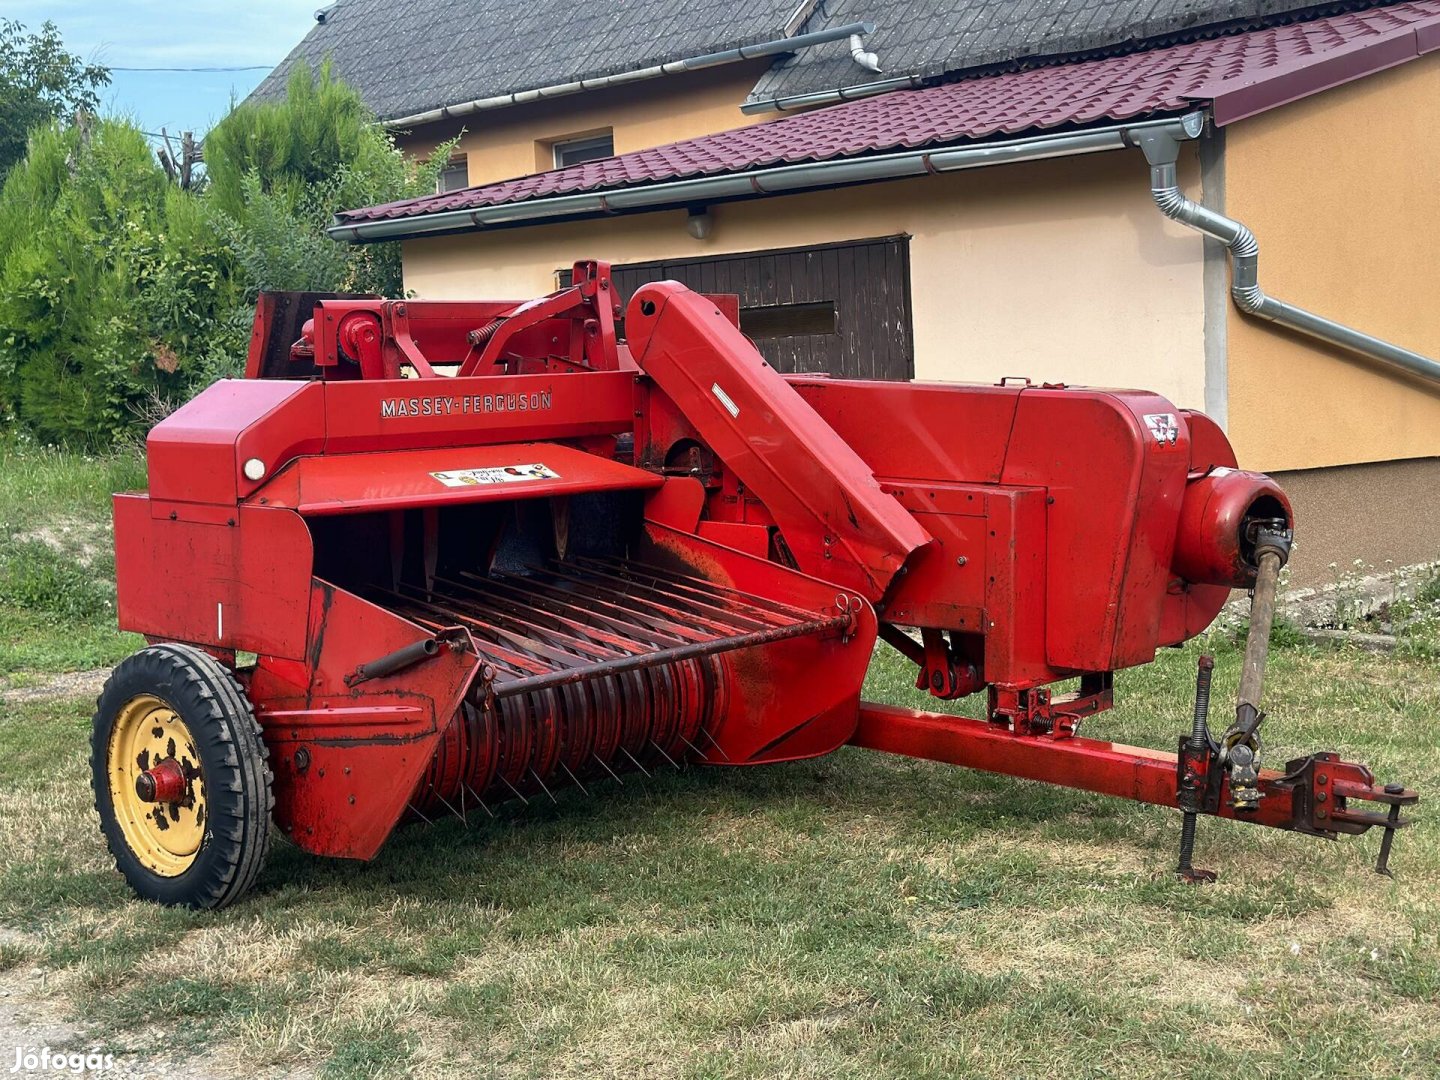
{"left": 562, "top": 237, "right": 913, "bottom": 380}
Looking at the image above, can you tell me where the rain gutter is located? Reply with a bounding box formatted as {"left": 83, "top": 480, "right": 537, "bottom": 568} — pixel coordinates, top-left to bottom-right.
{"left": 330, "top": 113, "right": 1196, "bottom": 243}
{"left": 383, "top": 22, "right": 876, "bottom": 129}
{"left": 741, "top": 74, "right": 928, "bottom": 114}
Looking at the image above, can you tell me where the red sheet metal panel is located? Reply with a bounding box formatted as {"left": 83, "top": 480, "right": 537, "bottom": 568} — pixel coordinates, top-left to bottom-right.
{"left": 251, "top": 581, "right": 481, "bottom": 859}
{"left": 114, "top": 497, "right": 314, "bottom": 660}
{"left": 319, "top": 371, "right": 636, "bottom": 454}
{"left": 627, "top": 282, "right": 931, "bottom": 602}
{"left": 250, "top": 442, "right": 662, "bottom": 515}
{"left": 147, "top": 379, "right": 325, "bottom": 506}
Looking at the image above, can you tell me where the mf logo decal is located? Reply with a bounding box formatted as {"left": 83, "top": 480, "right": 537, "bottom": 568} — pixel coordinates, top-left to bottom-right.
{"left": 1143, "top": 412, "right": 1181, "bottom": 446}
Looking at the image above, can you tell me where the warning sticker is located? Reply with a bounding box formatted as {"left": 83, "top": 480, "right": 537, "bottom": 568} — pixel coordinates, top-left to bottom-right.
{"left": 431, "top": 463, "right": 559, "bottom": 487}
{"left": 1143, "top": 413, "right": 1181, "bottom": 446}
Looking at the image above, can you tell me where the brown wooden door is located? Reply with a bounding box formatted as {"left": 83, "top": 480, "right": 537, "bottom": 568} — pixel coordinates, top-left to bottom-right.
{"left": 562, "top": 237, "right": 913, "bottom": 380}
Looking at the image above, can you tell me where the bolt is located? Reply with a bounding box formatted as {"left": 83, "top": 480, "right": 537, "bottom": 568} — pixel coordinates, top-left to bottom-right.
{"left": 1317, "top": 773, "right": 1328, "bottom": 784}
{"left": 956, "top": 556, "right": 968, "bottom": 567}
{"left": 1316, "top": 791, "right": 1327, "bottom": 803}
{"left": 1385, "top": 782, "right": 1405, "bottom": 795}
{"left": 348, "top": 795, "right": 356, "bottom": 805}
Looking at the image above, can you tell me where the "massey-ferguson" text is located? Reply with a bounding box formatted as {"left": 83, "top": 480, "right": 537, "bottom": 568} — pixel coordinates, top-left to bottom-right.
{"left": 379, "top": 391, "right": 553, "bottom": 419}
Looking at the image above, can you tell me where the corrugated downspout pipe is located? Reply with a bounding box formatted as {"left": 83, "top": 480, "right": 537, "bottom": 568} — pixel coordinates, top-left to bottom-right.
{"left": 1133, "top": 120, "right": 1440, "bottom": 386}
{"left": 383, "top": 21, "right": 875, "bottom": 129}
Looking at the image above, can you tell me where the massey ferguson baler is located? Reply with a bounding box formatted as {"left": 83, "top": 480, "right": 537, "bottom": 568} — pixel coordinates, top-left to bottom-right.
{"left": 94, "top": 262, "right": 1416, "bottom": 908}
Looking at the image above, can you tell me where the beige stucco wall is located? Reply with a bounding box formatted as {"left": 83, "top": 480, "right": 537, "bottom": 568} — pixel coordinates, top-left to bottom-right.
{"left": 1273, "top": 456, "right": 1440, "bottom": 586}
{"left": 1224, "top": 54, "right": 1440, "bottom": 472}
{"left": 394, "top": 63, "right": 773, "bottom": 188}
{"left": 401, "top": 145, "right": 1210, "bottom": 405}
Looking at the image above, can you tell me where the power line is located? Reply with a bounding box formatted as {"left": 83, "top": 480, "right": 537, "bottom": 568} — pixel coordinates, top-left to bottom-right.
{"left": 109, "top": 64, "right": 272, "bottom": 72}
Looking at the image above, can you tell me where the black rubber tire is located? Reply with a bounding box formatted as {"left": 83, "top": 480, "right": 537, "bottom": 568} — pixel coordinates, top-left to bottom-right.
{"left": 91, "top": 643, "right": 273, "bottom": 909}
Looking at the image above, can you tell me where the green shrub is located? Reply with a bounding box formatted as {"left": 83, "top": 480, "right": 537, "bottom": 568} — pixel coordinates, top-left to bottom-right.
{"left": 0, "top": 120, "right": 184, "bottom": 444}
{"left": 0, "top": 64, "right": 452, "bottom": 446}
{"left": 205, "top": 60, "right": 452, "bottom": 300}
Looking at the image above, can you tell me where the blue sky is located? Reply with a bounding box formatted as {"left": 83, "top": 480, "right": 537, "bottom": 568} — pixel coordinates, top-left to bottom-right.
{"left": 11, "top": 1, "right": 320, "bottom": 139}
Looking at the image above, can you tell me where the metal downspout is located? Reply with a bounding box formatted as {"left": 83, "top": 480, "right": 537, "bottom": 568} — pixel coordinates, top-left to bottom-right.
{"left": 1133, "top": 121, "right": 1440, "bottom": 386}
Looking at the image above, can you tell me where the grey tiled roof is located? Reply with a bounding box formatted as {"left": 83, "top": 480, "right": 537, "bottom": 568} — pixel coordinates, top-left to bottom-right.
{"left": 750, "top": 1, "right": 1351, "bottom": 104}
{"left": 252, "top": 1, "right": 1378, "bottom": 121}
{"left": 250, "top": 0, "right": 806, "bottom": 122}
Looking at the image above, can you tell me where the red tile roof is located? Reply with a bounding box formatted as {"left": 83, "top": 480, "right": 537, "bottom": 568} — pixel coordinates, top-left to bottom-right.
{"left": 340, "top": 2, "right": 1440, "bottom": 226}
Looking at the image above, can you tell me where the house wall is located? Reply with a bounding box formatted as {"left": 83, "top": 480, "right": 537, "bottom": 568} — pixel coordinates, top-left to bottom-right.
{"left": 392, "top": 62, "right": 773, "bottom": 187}
{"left": 400, "top": 144, "right": 1211, "bottom": 407}
{"left": 1223, "top": 54, "right": 1440, "bottom": 474}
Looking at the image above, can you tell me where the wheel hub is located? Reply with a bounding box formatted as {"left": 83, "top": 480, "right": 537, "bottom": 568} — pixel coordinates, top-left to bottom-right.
{"left": 135, "top": 757, "right": 187, "bottom": 804}
{"left": 106, "top": 694, "right": 207, "bottom": 877}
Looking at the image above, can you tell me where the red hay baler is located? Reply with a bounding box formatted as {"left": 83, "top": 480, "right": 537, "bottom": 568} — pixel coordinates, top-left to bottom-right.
{"left": 92, "top": 262, "right": 1416, "bottom": 908}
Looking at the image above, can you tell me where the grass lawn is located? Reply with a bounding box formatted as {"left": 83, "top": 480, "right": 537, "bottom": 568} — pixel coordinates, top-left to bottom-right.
{"left": 1, "top": 444, "right": 1437, "bottom": 1079}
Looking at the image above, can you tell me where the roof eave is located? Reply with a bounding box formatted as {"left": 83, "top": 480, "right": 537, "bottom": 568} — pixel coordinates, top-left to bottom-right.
{"left": 330, "top": 112, "right": 1206, "bottom": 244}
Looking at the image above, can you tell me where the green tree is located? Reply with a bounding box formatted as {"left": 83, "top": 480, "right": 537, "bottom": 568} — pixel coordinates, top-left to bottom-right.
{"left": 0, "top": 20, "right": 109, "bottom": 176}
{"left": 0, "top": 118, "right": 237, "bottom": 444}
{"left": 0, "top": 62, "right": 450, "bottom": 443}
{"left": 204, "top": 60, "right": 452, "bottom": 302}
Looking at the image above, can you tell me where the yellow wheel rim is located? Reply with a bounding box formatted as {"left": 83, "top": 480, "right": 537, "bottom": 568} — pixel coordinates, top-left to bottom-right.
{"left": 107, "top": 694, "right": 207, "bottom": 877}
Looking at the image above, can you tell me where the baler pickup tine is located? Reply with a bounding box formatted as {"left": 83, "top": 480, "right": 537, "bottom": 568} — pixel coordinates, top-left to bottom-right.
{"left": 620, "top": 747, "right": 653, "bottom": 778}
{"left": 699, "top": 727, "right": 732, "bottom": 762}
{"left": 559, "top": 761, "right": 591, "bottom": 797}
{"left": 649, "top": 739, "right": 682, "bottom": 771}
{"left": 529, "top": 768, "right": 559, "bottom": 804}
{"left": 497, "top": 774, "right": 530, "bottom": 805}
{"left": 442, "top": 574, "right": 652, "bottom": 656}
{"left": 592, "top": 754, "right": 625, "bottom": 786}
{"left": 489, "top": 613, "right": 845, "bottom": 698}
{"left": 677, "top": 734, "right": 709, "bottom": 762}
{"left": 462, "top": 784, "right": 497, "bottom": 819}
{"left": 430, "top": 787, "right": 467, "bottom": 826}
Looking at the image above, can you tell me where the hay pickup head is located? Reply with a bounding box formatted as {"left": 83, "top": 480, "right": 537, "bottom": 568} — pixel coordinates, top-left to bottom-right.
{"left": 93, "top": 262, "right": 1416, "bottom": 908}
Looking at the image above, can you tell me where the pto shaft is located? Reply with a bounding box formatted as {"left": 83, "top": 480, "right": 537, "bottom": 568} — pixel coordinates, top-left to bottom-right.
{"left": 1223, "top": 525, "right": 1292, "bottom": 809}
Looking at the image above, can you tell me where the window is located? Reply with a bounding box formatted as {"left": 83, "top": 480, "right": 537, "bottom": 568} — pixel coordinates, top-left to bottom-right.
{"left": 437, "top": 155, "right": 469, "bottom": 193}
{"left": 740, "top": 301, "right": 838, "bottom": 339}
{"left": 553, "top": 132, "right": 613, "bottom": 169}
